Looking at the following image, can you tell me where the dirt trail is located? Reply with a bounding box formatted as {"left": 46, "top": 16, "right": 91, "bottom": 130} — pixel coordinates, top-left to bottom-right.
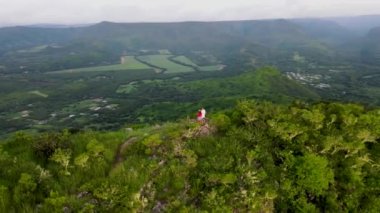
{"left": 112, "top": 137, "right": 138, "bottom": 168}
{"left": 195, "top": 123, "right": 215, "bottom": 137}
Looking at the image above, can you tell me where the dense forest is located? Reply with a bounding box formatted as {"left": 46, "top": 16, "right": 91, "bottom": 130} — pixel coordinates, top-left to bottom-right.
{"left": 0, "top": 100, "right": 379, "bottom": 212}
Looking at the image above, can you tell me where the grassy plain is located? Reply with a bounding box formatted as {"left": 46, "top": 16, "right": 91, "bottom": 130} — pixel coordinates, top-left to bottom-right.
{"left": 29, "top": 90, "right": 49, "bottom": 98}
{"left": 199, "top": 65, "right": 225, "bottom": 71}
{"left": 172, "top": 55, "right": 224, "bottom": 71}
{"left": 137, "top": 55, "right": 195, "bottom": 73}
{"left": 49, "top": 56, "right": 151, "bottom": 74}
{"left": 172, "top": 56, "right": 199, "bottom": 66}
{"left": 17, "top": 45, "right": 49, "bottom": 53}
{"left": 48, "top": 55, "right": 222, "bottom": 75}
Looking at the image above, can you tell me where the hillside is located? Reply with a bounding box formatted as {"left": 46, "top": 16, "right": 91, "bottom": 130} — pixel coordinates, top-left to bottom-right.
{"left": 0, "top": 100, "right": 379, "bottom": 212}
{"left": 0, "top": 67, "right": 319, "bottom": 137}
{"left": 329, "top": 15, "right": 380, "bottom": 35}
{"left": 361, "top": 27, "right": 380, "bottom": 66}
{"left": 131, "top": 67, "right": 320, "bottom": 122}
{"left": 0, "top": 17, "right": 380, "bottom": 138}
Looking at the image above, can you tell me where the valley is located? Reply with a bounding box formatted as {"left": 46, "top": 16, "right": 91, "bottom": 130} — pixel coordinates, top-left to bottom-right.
{"left": 0, "top": 13, "right": 380, "bottom": 212}
{"left": 0, "top": 18, "right": 380, "bottom": 137}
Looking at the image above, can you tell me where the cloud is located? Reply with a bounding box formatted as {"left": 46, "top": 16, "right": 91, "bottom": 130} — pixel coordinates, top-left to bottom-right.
{"left": 0, "top": 0, "right": 379, "bottom": 25}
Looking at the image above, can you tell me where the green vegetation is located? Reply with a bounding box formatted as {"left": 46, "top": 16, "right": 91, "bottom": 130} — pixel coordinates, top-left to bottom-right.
{"left": 0, "top": 100, "right": 379, "bottom": 212}
{"left": 49, "top": 56, "right": 151, "bottom": 74}
{"left": 1, "top": 19, "right": 379, "bottom": 110}
{"left": 17, "top": 45, "right": 49, "bottom": 53}
{"left": 171, "top": 55, "right": 224, "bottom": 71}
{"left": 121, "top": 56, "right": 152, "bottom": 69}
{"left": 29, "top": 90, "right": 49, "bottom": 98}
{"left": 0, "top": 67, "right": 323, "bottom": 137}
{"left": 137, "top": 55, "right": 195, "bottom": 73}
{"left": 1, "top": 17, "right": 380, "bottom": 212}
{"left": 48, "top": 55, "right": 223, "bottom": 75}
{"left": 60, "top": 99, "right": 102, "bottom": 113}
{"left": 199, "top": 64, "right": 224, "bottom": 71}
{"left": 184, "top": 67, "right": 319, "bottom": 101}
{"left": 116, "top": 82, "right": 138, "bottom": 94}
{"left": 172, "top": 55, "right": 198, "bottom": 66}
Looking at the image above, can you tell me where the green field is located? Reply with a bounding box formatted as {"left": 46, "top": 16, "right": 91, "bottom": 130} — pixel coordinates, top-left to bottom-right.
{"left": 49, "top": 56, "right": 151, "bottom": 74}
{"left": 116, "top": 82, "right": 138, "bottom": 94}
{"left": 144, "top": 79, "right": 164, "bottom": 83}
{"left": 172, "top": 55, "right": 199, "bottom": 66}
{"left": 48, "top": 55, "right": 222, "bottom": 74}
{"left": 17, "top": 45, "right": 49, "bottom": 53}
{"left": 137, "top": 55, "right": 195, "bottom": 73}
{"left": 199, "top": 65, "right": 225, "bottom": 71}
{"left": 29, "top": 90, "right": 49, "bottom": 98}
{"left": 172, "top": 55, "right": 224, "bottom": 71}
{"left": 120, "top": 56, "right": 152, "bottom": 69}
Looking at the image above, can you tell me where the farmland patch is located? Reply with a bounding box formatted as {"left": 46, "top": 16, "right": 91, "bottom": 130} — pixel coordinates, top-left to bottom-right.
{"left": 49, "top": 56, "right": 152, "bottom": 74}
{"left": 137, "top": 55, "right": 194, "bottom": 74}
{"left": 29, "top": 90, "right": 49, "bottom": 98}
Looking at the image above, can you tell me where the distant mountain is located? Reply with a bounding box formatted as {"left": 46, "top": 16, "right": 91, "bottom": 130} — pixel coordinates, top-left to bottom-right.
{"left": 0, "top": 19, "right": 330, "bottom": 51}
{"left": 0, "top": 15, "right": 379, "bottom": 92}
{"left": 360, "top": 27, "right": 380, "bottom": 65}
{"left": 0, "top": 19, "right": 337, "bottom": 73}
{"left": 327, "top": 15, "right": 380, "bottom": 35}
{"left": 367, "top": 26, "right": 380, "bottom": 39}
{"left": 0, "top": 26, "right": 74, "bottom": 55}
{"left": 290, "top": 19, "right": 355, "bottom": 46}
{"left": 26, "top": 23, "right": 93, "bottom": 28}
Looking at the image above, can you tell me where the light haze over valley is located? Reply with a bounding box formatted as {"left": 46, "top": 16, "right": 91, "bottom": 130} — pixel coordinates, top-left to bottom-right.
{"left": 0, "top": 1, "right": 380, "bottom": 212}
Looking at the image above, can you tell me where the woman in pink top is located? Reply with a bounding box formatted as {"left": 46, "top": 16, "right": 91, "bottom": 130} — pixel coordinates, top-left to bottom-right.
{"left": 197, "top": 110, "right": 203, "bottom": 123}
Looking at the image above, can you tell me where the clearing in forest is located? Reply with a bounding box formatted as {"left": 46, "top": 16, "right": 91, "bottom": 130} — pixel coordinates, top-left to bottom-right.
{"left": 116, "top": 82, "right": 138, "bottom": 94}
{"left": 29, "top": 90, "right": 49, "bottom": 98}
{"left": 137, "top": 55, "right": 195, "bottom": 73}
{"left": 48, "top": 54, "right": 223, "bottom": 74}
{"left": 48, "top": 56, "right": 151, "bottom": 74}
{"left": 171, "top": 55, "right": 225, "bottom": 72}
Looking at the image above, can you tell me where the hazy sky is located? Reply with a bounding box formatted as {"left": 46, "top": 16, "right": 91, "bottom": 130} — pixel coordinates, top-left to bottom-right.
{"left": 1, "top": 0, "right": 380, "bottom": 25}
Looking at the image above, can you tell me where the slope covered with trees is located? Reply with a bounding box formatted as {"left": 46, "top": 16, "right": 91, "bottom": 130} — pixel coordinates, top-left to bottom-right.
{"left": 1, "top": 100, "right": 379, "bottom": 212}
{"left": 0, "top": 67, "right": 319, "bottom": 137}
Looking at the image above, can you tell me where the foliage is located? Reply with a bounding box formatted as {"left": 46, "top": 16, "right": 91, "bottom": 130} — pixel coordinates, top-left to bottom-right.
{"left": 0, "top": 100, "right": 379, "bottom": 212}
{"left": 33, "top": 130, "right": 71, "bottom": 162}
{"left": 1, "top": 19, "right": 380, "bottom": 211}
{"left": 50, "top": 148, "right": 72, "bottom": 176}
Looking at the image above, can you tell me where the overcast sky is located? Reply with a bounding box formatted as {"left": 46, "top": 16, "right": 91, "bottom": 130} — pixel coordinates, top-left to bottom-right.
{"left": 1, "top": 0, "right": 380, "bottom": 26}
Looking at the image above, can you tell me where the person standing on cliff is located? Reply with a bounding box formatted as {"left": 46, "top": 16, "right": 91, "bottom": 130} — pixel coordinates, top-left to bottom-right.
{"left": 201, "top": 107, "right": 206, "bottom": 121}
{"left": 197, "top": 109, "right": 203, "bottom": 123}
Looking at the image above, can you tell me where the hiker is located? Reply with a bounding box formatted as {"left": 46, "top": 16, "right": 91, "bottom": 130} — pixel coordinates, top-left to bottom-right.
{"left": 197, "top": 109, "right": 203, "bottom": 123}
{"left": 201, "top": 107, "right": 206, "bottom": 120}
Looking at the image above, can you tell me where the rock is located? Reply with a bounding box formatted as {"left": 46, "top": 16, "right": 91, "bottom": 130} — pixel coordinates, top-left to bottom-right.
{"left": 152, "top": 201, "right": 165, "bottom": 213}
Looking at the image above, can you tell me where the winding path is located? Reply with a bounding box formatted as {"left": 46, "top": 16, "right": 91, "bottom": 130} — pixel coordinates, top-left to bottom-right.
{"left": 112, "top": 137, "right": 138, "bottom": 168}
